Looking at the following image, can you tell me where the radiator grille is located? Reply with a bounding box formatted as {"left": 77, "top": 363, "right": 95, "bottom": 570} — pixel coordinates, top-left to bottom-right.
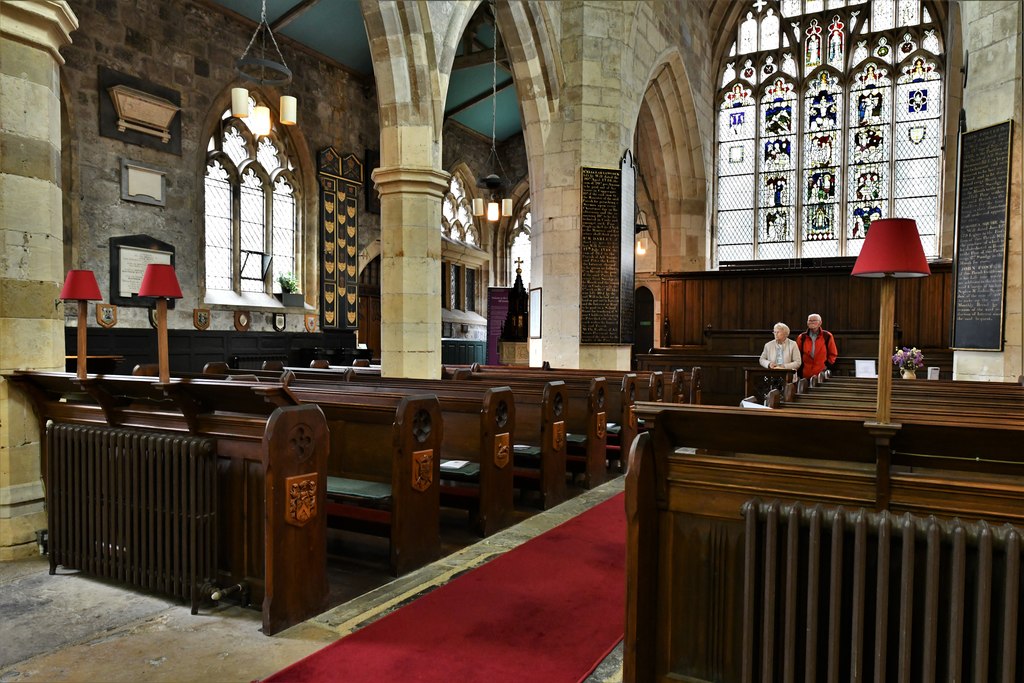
{"left": 742, "top": 499, "right": 1023, "bottom": 682}
{"left": 46, "top": 423, "right": 217, "bottom": 613}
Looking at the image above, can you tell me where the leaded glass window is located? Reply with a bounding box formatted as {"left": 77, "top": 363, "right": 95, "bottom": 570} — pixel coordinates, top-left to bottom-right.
{"left": 441, "top": 175, "right": 479, "bottom": 246}
{"left": 510, "top": 205, "right": 532, "bottom": 287}
{"left": 714, "top": 0, "right": 944, "bottom": 265}
{"left": 204, "top": 106, "right": 299, "bottom": 295}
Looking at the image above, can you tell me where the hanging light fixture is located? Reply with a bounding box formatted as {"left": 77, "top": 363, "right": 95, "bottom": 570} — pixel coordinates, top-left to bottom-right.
{"left": 635, "top": 210, "right": 650, "bottom": 256}
{"left": 230, "top": 0, "right": 296, "bottom": 136}
{"left": 474, "top": 1, "right": 513, "bottom": 222}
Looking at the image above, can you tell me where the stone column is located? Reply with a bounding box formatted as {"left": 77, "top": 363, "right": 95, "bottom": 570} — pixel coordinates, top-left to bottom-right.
{"left": 0, "top": 1, "right": 77, "bottom": 560}
{"left": 955, "top": 1, "right": 1023, "bottom": 382}
{"left": 371, "top": 165, "right": 449, "bottom": 379}
{"left": 530, "top": 1, "right": 636, "bottom": 370}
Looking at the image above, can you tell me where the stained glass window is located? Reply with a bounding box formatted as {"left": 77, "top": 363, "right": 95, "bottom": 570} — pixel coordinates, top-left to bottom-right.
{"left": 204, "top": 103, "right": 299, "bottom": 295}
{"left": 715, "top": 0, "right": 943, "bottom": 266}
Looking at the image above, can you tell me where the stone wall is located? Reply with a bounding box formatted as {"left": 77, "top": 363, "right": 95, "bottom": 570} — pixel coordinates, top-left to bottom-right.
{"left": 58, "top": 0, "right": 379, "bottom": 333}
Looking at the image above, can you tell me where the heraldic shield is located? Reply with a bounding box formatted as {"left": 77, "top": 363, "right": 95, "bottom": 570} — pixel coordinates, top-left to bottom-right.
{"left": 285, "top": 473, "right": 318, "bottom": 527}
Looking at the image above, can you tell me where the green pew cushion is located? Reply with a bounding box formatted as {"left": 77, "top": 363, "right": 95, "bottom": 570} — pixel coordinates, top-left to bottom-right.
{"left": 327, "top": 476, "right": 392, "bottom": 508}
{"left": 513, "top": 443, "right": 541, "bottom": 468}
{"left": 565, "top": 433, "right": 587, "bottom": 444}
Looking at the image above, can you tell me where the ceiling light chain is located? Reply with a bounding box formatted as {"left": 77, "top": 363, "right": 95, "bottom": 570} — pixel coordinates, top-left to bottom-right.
{"left": 232, "top": 0, "right": 297, "bottom": 135}
{"left": 473, "top": 0, "right": 513, "bottom": 222}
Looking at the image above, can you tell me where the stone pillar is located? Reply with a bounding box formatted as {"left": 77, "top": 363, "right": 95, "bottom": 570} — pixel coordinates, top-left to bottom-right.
{"left": 955, "top": 1, "right": 1023, "bottom": 382}
{"left": 0, "top": 1, "right": 77, "bottom": 560}
{"left": 531, "top": 0, "right": 636, "bottom": 371}
{"left": 371, "top": 165, "right": 449, "bottom": 379}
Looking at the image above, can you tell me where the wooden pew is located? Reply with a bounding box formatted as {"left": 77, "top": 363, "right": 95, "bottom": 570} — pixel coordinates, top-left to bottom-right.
{"left": 623, "top": 401, "right": 1024, "bottom": 681}
{"left": 451, "top": 369, "right": 607, "bottom": 489}
{"left": 668, "top": 367, "right": 703, "bottom": 404}
{"left": 6, "top": 371, "right": 329, "bottom": 636}
{"left": 253, "top": 384, "right": 445, "bottom": 576}
{"left": 278, "top": 375, "right": 516, "bottom": 537}
{"left": 320, "top": 373, "right": 569, "bottom": 509}
{"left": 457, "top": 365, "right": 640, "bottom": 476}
{"left": 780, "top": 374, "right": 1024, "bottom": 424}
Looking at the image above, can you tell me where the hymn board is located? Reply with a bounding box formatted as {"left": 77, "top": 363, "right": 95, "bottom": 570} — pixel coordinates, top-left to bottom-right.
{"left": 952, "top": 121, "right": 1012, "bottom": 351}
{"left": 580, "top": 151, "right": 636, "bottom": 344}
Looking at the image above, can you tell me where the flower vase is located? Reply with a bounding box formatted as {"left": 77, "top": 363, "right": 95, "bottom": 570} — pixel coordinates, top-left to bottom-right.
{"left": 900, "top": 368, "right": 916, "bottom": 380}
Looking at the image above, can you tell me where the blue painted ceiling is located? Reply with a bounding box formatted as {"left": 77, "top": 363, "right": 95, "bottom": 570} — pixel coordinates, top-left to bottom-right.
{"left": 206, "top": 0, "right": 522, "bottom": 141}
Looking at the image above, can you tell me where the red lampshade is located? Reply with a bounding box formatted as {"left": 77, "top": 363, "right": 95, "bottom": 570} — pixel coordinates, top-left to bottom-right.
{"left": 137, "top": 263, "right": 183, "bottom": 298}
{"left": 59, "top": 270, "right": 102, "bottom": 300}
{"left": 851, "top": 218, "right": 931, "bottom": 278}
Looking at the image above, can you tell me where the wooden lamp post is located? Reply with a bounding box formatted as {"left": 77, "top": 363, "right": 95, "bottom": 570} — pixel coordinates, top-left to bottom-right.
{"left": 137, "top": 263, "right": 182, "bottom": 383}
{"left": 60, "top": 270, "right": 102, "bottom": 380}
{"left": 851, "top": 218, "right": 930, "bottom": 425}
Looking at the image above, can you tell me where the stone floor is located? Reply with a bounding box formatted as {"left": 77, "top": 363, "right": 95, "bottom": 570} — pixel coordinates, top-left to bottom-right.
{"left": 0, "top": 478, "right": 625, "bottom": 683}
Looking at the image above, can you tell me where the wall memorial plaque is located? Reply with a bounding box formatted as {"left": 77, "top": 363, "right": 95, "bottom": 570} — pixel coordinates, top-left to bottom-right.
{"left": 952, "top": 121, "right": 1012, "bottom": 351}
{"left": 580, "top": 152, "right": 636, "bottom": 345}
{"left": 108, "top": 234, "right": 176, "bottom": 308}
{"left": 318, "top": 147, "right": 362, "bottom": 331}
{"left": 580, "top": 166, "right": 621, "bottom": 343}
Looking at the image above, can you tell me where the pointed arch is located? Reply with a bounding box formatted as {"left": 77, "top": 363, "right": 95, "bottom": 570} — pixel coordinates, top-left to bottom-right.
{"left": 634, "top": 48, "right": 708, "bottom": 273}
{"left": 197, "top": 85, "right": 315, "bottom": 302}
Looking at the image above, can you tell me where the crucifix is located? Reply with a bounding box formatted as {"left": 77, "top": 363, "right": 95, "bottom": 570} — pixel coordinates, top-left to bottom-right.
{"left": 514, "top": 257, "right": 524, "bottom": 273}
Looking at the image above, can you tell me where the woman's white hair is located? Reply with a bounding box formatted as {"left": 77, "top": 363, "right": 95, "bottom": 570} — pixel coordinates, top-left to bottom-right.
{"left": 773, "top": 322, "right": 790, "bottom": 335}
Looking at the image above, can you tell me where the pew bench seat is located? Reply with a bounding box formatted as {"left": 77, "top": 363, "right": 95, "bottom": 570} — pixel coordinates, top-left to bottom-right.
{"left": 326, "top": 476, "right": 392, "bottom": 507}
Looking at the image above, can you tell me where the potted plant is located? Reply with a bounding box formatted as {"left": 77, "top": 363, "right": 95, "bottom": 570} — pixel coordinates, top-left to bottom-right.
{"left": 277, "top": 273, "right": 304, "bottom": 308}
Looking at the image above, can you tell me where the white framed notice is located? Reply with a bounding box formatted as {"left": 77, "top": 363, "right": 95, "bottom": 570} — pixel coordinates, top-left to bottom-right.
{"left": 854, "top": 359, "right": 877, "bottom": 378}
{"left": 529, "top": 288, "right": 542, "bottom": 339}
{"left": 118, "top": 245, "right": 171, "bottom": 297}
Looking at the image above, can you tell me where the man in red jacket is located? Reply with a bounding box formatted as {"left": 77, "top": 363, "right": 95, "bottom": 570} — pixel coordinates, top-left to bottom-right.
{"left": 797, "top": 313, "right": 838, "bottom": 379}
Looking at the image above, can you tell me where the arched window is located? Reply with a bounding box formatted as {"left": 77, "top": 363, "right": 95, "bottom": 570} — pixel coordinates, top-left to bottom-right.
{"left": 509, "top": 203, "right": 531, "bottom": 287}
{"left": 441, "top": 175, "right": 479, "bottom": 246}
{"left": 715, "top": 0, "right": 944, "bottom": 265}
{"left": 204, "top": 100, "right": 299, "bottom": 297}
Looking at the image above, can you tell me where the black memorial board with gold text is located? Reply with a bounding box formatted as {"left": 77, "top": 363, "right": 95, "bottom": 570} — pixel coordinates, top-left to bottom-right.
{"left": 952, "top": 121, "right": 1012, "bottom": 351}
{"left": 580, "top": 155, "right": 635, "bottom": 345}
{"left": 318, "top": 148, "right": 362, "bottom": 331}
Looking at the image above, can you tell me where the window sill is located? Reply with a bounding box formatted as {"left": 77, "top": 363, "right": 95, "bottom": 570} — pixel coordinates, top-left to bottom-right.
{"left": 204, "top": 290, "right": 311, "bottom": 312}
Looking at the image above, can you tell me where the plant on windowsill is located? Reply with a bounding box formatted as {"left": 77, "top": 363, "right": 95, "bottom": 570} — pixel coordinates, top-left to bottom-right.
{"left": 276, "top": 273, "right": 304, "bottom": 308}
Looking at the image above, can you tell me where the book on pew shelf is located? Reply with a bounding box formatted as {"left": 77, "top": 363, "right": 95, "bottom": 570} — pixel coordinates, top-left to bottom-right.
{"left": 440, "top": 460, "right": 471, "bottom": 470}
{"left": 740, "top": 400, "right": 771, "bottom": 410}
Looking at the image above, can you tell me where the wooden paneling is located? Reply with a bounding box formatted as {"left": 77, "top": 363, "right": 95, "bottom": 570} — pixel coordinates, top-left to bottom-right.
{"left": 660, "top": 261, "right": 952, "bottom": 347}
{"left": 65, "top": 328, "right": 354, "bottom": 374}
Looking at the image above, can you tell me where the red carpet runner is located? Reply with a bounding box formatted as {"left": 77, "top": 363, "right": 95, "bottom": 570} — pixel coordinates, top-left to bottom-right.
{"left": 264, "top": 493, "right": 625, "bottom": 683}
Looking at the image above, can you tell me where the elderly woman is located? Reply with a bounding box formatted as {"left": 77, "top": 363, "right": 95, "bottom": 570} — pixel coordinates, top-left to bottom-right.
{"left": 759, "top": 322, "right": 802, "bottom": 371}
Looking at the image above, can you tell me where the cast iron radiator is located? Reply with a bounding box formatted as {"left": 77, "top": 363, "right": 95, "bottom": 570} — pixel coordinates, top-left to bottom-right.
{"left": 46, "top": 423, "right": 217, "bottom": 613}
{"left": 742, "top": 499, "right": 1023, "bottom": 682}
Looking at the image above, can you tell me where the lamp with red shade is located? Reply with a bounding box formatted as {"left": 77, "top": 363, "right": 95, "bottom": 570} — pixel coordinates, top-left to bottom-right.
{"left": 60, "top": 270, "right": 103, "bottom": 380}
{"left": 851, "top": 218, "right": 930, "bottom": 425}
{"left": 137, "top": 263, "right": 183, "bottom": 383}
